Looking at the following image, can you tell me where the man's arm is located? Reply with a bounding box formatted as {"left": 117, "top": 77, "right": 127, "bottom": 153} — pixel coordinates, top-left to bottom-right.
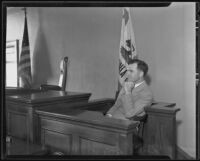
{"left": 106, "top": 88, "right": 125, "bottom": 115}
{"left": 121, "top": 90, "right": 153, "bottom": 118}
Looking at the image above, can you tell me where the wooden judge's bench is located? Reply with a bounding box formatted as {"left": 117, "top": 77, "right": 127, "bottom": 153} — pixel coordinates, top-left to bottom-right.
{"left": 5, "top": 87, "right": 180, "bottom": 159}
{"left": 6, "top": 88, "right": 91, "bottom": 143}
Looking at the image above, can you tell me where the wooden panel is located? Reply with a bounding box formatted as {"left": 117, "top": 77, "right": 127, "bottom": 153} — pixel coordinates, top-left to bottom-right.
{"left": 8, "top": 111, "right": 28, "bottom": 141}
{"left": 41, "top": 118, "right": 119, "bottom": 142}
{"left": 42, "top": 129, "right": 72, "bottom": 154}
{"left": 6, "top": 88, "right": 41, "bottom": 96}
{"left": 6, "top": 137, "right": 48, "bottom": 155}
{"left": 79, "top": 137, "right": 119, "bottom": 155}
{"left": 118, "top": 133, "right": 133, "bottom": 155}
{"left": 143, "top": 109, "right": 178, "bottom": 159}
{"left": 6, "top": 102, "right": 29, "bottom": 114}
{"left": 39, "top": 115, "right": 134, "bottom": 155}
{"left": 144, "top": 115, "right": 174, "bottom": 154}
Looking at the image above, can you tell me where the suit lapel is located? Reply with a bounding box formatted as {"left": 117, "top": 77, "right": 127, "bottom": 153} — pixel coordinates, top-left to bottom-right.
{"left": 132, "top": 81, "right": 147, "bottom": 94}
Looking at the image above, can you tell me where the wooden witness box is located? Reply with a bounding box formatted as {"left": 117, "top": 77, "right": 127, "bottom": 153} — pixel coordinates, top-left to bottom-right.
{"left": 6, "top": 89, "right": 91, "bottom": 143}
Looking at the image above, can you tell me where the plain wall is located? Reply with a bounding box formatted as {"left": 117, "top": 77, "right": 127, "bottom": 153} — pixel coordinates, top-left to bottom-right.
{"left": 6, "top": 2, "right": 196, "bottom": 158}
{"left": 132, "top": 3, "right": 196, "bottom": 157}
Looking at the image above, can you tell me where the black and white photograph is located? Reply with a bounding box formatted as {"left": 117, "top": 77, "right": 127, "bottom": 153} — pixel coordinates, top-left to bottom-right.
{"left": 1, "top": 1, "right": 199, "bottom": 160}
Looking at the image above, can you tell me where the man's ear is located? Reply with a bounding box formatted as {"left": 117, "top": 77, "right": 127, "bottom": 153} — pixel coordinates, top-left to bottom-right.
{"left": 139, "top": 71, "right": 144, "bottom": 78}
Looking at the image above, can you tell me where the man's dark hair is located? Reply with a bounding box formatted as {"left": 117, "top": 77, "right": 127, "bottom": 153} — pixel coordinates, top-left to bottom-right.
{"left": 128, "top": 59, "right": 148, "bottom": 76}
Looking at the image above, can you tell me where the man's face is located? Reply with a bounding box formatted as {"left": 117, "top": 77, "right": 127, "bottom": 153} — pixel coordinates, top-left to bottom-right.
{"left": 126, "top": 63, "right": 141, "bottom": 83}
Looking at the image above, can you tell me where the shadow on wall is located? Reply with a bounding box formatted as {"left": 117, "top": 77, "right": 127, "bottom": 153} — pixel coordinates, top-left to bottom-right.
{"left": 32, "top": 9, "right": 53, "bottom": 88}
{"left": 176, "top": 119, "right": 182, "bottom": 154}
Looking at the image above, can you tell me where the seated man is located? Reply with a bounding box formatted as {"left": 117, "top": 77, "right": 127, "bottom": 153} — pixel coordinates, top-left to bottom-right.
{"left": 106, "top": 59, "right": 153, "bottom": 120}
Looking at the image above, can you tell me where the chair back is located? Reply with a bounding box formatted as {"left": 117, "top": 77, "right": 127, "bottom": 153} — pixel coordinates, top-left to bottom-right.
{"left": 58, "top": 57, "right": 68, "bottom": 91}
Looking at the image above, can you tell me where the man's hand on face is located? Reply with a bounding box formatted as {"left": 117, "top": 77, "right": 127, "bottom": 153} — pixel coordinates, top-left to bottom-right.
{"left": 124, "top": 81, "right": 135, "bottom": 94}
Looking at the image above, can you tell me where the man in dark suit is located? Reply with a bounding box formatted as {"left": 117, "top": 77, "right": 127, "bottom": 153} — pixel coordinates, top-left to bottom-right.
{"left": 106, "top": 59, "right": 153, "bottom": 120}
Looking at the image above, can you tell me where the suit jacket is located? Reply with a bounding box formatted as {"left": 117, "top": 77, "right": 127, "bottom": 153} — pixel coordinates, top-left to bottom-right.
{"left": 107, "top": 81, "right": 153, "bottom": 120}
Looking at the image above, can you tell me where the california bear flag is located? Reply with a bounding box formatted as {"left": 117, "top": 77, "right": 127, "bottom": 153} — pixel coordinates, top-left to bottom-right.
{"left": 119, "top": 7, "right": 137, "bottom": 89}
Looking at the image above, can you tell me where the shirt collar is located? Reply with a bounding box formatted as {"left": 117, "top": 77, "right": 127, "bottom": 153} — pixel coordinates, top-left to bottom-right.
{"left": 134, "top": 81, "right": 145, "bottom": 88}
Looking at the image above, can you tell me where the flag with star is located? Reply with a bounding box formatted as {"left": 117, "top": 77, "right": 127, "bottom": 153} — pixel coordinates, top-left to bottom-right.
{"left": 18, "top": 12, "right": 32, "bottom": 88}
{"left": 118, "top": 7, "right": 137, "bottom": 90}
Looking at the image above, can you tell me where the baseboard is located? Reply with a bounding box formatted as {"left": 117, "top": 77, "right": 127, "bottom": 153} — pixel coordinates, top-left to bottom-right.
{"left": 176, "top": 145, "right": 195, "bottom": 160}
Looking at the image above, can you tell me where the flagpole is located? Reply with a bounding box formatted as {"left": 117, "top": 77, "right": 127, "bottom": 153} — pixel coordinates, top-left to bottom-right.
{"left": 21, "top": 7, "right": 26, "bottom": 13}
{"left": 116, "top": 80, "right": 120, "bottom": 100}
{"left": 116, "top": 8, "right": 124, "bottom": 100}
{"left": 117, "top": 7, "right": 125, "bottom": 99}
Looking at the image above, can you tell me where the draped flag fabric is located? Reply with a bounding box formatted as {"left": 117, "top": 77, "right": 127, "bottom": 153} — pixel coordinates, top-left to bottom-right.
{"left": 18, "top": 13, "right": 32, "bottom": 88}
{"left": 119, "top": 7, "right": 137, "bottom": 89}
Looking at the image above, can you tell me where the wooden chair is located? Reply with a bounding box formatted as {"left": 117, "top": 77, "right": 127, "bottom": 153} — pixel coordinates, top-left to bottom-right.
{"left": 40, "top": 57, "right": 68, "bottom": 91}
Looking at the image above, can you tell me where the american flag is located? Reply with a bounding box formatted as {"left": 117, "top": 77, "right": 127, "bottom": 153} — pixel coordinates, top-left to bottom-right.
{"left": 18, "top": 13, "right": 32, "bottom": 88}
{"left": 118, "top": 7, "right": 137, "bottom": 90}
